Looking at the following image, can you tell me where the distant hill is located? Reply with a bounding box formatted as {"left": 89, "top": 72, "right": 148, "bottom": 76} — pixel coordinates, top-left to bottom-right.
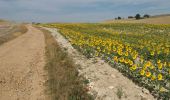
{"left": 151, "top": 14, "right": 170, "bottom": 18}
{"left": 104, "top": 14, "right": 170, "bottom": 24}
{"left": 0, "top": 19, "right": 8, "bottom": 23}
{"left": 0, "top": 19, "right": 5, "bottom": 22}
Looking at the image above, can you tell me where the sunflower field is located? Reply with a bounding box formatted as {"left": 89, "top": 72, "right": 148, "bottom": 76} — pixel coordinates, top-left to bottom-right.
{"left": 42, "top": 23, "right": 170, "bottom": 99}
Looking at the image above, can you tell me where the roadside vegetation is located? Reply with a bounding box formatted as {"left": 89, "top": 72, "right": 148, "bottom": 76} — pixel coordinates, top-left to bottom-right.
{"left": 42, "top": 23, "right": 170, "bottom": 99}
{"left": 0, "top": 24, "right": 27, "bottom": 45}
{"left": 38, "top": 27, "right": 93, "bottom": 100}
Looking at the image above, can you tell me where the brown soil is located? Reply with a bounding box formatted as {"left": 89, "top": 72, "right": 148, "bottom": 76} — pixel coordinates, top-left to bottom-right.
{"left": 0, "top": 25, "right": 46, "bottom": 100}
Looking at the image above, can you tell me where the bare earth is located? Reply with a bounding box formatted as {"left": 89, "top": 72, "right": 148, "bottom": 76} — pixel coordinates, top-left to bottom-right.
{"left": 0, "top": 25, "right": 46, "bottom": 100}
{"left": 44, "top": 27, "right": 155, "bottom": 100}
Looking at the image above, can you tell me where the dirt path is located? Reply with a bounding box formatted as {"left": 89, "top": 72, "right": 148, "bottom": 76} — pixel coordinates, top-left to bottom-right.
{"left": 0, "top": 25, "right": 46, "bottom": 100}
{"left": 44, "top": 27, "right": 155, "bottom": 100}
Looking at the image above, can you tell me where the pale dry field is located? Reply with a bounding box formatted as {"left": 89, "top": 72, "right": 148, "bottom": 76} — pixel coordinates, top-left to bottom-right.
{"left": 105, "top": 16, "right": 170, "bottom": 24}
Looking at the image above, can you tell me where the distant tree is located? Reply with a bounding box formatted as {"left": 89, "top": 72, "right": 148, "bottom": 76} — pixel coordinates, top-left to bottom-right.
{"left": 115, "top": 18, "right": 118, "bottom": 20}
{"left": 128, "top": 16, "right": 134, "bottom": 19}
{"left": 135, "top": 14, "right": 141, "bottom": 20}
{"left": 143, "top": 14, "right": 150, "bottom": 18}
{"left": 36, "top": 23, "right": 41, "bottom": 25}
{"left": 118, "top": 16, "right": 121, "bottom": 20}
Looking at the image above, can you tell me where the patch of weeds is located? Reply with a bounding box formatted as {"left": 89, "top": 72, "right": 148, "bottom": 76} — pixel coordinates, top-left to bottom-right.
{"left": 116, "top": 86, "right": 124, "bottom": 99}
{"left": 84, "top": 79, "right": 90, "bottom": 84}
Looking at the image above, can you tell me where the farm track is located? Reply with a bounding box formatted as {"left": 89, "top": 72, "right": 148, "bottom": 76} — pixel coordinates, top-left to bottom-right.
{"left": 0, "top": 25, "right": 46, "bottom": 100}
{"left": 44, "top": 27, "right": 155, "bottom": 100}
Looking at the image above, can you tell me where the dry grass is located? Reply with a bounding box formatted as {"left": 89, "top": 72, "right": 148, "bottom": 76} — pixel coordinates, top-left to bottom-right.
{"left": 133, "top": 16, "right": 170, "bottom": 24}
{"left": 0, "top": 19, "right": 5, "bottom": 23}
{"left": 0, "top": 24, "right": 27, "bottom": 45}
{"left": 39, "top": 27, "right": 93, "bottom": 100}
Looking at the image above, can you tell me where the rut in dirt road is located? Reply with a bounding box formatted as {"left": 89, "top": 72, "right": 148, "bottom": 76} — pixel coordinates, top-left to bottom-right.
{"left": 0, "top": 25, "right": 46, "bottom": 100}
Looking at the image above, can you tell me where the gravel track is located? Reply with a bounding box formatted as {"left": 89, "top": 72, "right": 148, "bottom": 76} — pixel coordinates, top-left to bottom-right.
{"left": 0, "top": 25, "right": 46, "bottom": 100}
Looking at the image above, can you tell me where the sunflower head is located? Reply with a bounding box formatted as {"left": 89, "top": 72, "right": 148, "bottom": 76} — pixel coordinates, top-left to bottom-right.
{"left": 158, "top": 74, "right": 163, "bottom": 80}
{"left": 145, "top": 71, "right": 151, "bottom": 77}
{"left": 140, "top": 70, "right": 145, "bottom": 76}
{"left": 151, "top": 75, "right": 156, "bottom": 80}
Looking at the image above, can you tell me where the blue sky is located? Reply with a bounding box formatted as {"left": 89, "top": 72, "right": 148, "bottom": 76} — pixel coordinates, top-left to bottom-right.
{"left": 0, "top": 0, "right": 170, "bottom": 22}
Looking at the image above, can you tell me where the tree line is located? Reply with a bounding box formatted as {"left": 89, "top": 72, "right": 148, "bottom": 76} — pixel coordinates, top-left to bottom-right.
{"left": 115, "top": 14, "right": 150, "bottom": 20}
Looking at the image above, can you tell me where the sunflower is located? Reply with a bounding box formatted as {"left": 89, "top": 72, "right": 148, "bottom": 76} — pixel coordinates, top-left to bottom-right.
{"left": 124, "top": 58, "right": 129, "bottom": 64}
{"left": 95, "top": 52, "right": 99, "bottom": 57}
{"left": 150, "top": 65, "right": 155, "bottom": 69}
{"left": 130, "top": 64, "right": 137, "bottom": 71}
{"left": 145, "top": 61, "right": 151, "bottom": 67}
{"left": 145, "top": 71, "right": 151, "bottom": 77}
{"left": 113, "top": 56, "right": 118, "bottom": 62}
{"left": 150, "top": 51, "right": 155, "bottom": 56}
{"left": 125, "top": 52, "right": 129, "bottom": 57}
{"left": 118, "top": 51, "right": 123, "bottom": 56}
{"left": 163, "top": 62, "right": 167, "bottom": 67}
{"left": 143, "top": 64, "right": 148, "bottom": 70}
{"left": 113, "top": 48, "right": 116, "bottom": 52}
{"left": 129, "top": 60, "right": 133, "bottom": 66}
{"left": 132, "top": 55, "right": 137, "bottom": 60}
{"left": 151, "top": 75, "right": 156, "bottom": 80}
{"left": 119, "top": 57, "right": 124, "bottom": 63}
{"left": 157, "top": 60, "right": 161, "bottom": 64}
{"left": 157, "top": 74, "right": 163, "bottom": 80}
{"left": 97, "top": 46, "right": 100, "bottom": 50}
{"left": 140, "top": 70, "right": 145, "bottom": 76}
{"left": 158, "top": 63, "right": 163, "bottom": 70}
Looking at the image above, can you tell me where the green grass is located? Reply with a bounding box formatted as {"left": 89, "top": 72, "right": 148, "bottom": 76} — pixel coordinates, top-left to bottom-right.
{"left": 116, "top": 86, "right": 124, "bottom": 99}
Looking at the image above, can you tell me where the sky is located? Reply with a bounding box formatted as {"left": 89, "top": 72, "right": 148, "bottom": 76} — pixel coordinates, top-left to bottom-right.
{"left": 0, "top": 0, "right": 170, "bottom": 22}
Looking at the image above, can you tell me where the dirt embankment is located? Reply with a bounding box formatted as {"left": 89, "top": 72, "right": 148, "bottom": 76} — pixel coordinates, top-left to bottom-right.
{"left": 0, "top": 25, "right": 46, "bottom": 100}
